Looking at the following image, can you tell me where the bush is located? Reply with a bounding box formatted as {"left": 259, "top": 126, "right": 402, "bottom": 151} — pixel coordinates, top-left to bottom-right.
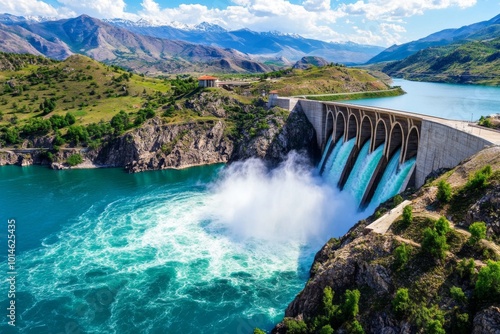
{"left": 402, "top": 205, "right": 413, "bottom": 225}
{"left": 342, "top": 289, "right": 360, "bottom": 320}
{"left": 66, "top": 153, "right": 83, "bottom": 166}
{"left": 456, "top": 258, "right": 476, "bottom": 279}
{"left": 436, "top": 180, "right": 452, "bottom": 203}
{"left": 66, "top": 125, "right": 89, "bottom": 145}
{"left": 284, "top": 318, "right": 308, "bottom": 334}
{"left": 450, "top": 286, "right": 467, "bottom": 304}
{"left": 475, "top": 260, "right": 500, "bottom": 301}
{"left": 426, "top": 319, "right": 445, "bottom": 334}
{"left": 465, "top": 165, "right": 492, "bottom": 191}
{"left": 22, "top": 118, "right": 52, "bottom": 136}
{"left": 435, "top": 217, "right": 451, "bottom": 236}
{"left": 422, "top": 227, "right": 448, "bottom": 260}
{"left": 253, "top": 329, "right": 266, "bottom": 334}
{"left": 394, "top": 243, "right": 411, "bottom": 269}
{"left": 318, "top": 325, "right": 334, "bottom": 334}
{"left": 65, "top": 112, "right": 76, "bottom": 125}
{"left": 347, "top": 320, "right": 364, "bottom": 334}
{"left": 469, "top": 221, "right": 487, "bottom": 245}
{"left": 393, "top": 195, "right": 403, "bottom": 207}
{"left": 111, "top": 110, "right": 130, "bottom": 133}
{"left": 392, "top": 288, "right": 410, "bottom": 316}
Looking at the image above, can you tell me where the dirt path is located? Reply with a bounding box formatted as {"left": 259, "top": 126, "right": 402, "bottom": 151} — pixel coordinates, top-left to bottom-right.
{"left": 364, "top": 200, "right": 412, "bottom": 234}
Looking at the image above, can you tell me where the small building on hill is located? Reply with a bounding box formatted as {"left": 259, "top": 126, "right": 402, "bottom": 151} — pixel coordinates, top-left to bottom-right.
{"left": 198, "top": 75, "right": 219, "bottom": 88}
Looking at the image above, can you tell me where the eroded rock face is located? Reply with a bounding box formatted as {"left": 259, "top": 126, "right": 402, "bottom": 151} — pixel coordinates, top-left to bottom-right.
{"left": 95, "top": 118, "right": 234, "bottom": 172}
{"left": 465, "top": 184, "right": 500, "bottom": 237}
{"left": 472, "top": 306, "right": 500, "bottom": 334}
{"left": 233, "top": 108, "right": 318, "bottom": 164}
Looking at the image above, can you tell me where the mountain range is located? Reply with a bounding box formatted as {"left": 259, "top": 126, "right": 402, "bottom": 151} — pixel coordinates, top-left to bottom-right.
{"left": 367, "top": 13, "right": 500, "bottom": 64}
{"left": 0, "top": 13, "right": 384, "bottom": 74}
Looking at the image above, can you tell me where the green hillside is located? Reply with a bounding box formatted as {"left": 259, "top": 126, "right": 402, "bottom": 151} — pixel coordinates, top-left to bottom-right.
{"left": 0, "top": 53, "right": 397, "bottom": 149}
{"left": 382, "top": 38, "right": 500, "bottom": 85}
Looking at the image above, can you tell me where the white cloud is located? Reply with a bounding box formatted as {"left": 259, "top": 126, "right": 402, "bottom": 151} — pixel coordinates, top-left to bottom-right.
{"left": 340, "top": 0, "right": 477, "bottom": 21}
{"left": 302, "top": 0, "right": 331, "bottom": 12}
{"left": 0, "top": 0, "right": 62, "bottom": 17}
{"left": 56, "top": 0, "right": 134, "bottom": 19}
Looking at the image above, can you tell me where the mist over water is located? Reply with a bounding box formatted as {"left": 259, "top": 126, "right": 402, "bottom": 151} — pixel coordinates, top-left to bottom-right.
{"left": 1, "top": 153, "right": 364, "bottom": 334}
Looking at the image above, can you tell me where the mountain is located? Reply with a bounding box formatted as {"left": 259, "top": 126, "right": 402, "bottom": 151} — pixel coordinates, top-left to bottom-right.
{"left": 367, "top": 13, "right": 500, "bottom": 64}
{"left": 0, "top": 14, "right": 271, "bottom": 74}
{"left": 104, "top": 18, "right": 384, "bottom": 64}
{"left": 380, "top": 37, "right": 500, "bottom": 85}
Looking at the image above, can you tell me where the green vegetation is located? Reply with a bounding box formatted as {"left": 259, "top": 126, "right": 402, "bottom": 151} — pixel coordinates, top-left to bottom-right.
{"left": 305, "top": 87, "right": 404, "bottom": 101}
{"left": 469, "top": 221, "right": 487, "bottom": 245}
{"left": 392, "top": 288, "right": 410, "bottom": 316}
{"left": 402, "top": 205, "right": 413, "bottom": 225}
{"left": 253, "top": 328, "right": 266, "bottom": 334}
{"left": 436, "top": 180, "right": 452, "bottom": 204}
{"left": 475, "top": 260, "right": 500, "bottom": 302}
{"left": 392, "top": 194, "right": 403, "bottom": 207}
{"left": 66, "top": 153, "right": 83, "bottom": 166}
{"left": 382, "top": 37, "right": 500, "bottom": 85}
{"left": 284, "top": 287, "right": 364, "bottom": 334}
{"left": 394, "top": 243, "right": 411, "bottom": 269}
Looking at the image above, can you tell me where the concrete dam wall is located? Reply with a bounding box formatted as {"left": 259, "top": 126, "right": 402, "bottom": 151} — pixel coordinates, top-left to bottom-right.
{"left": 269, "top": 96, "right": 496, "bottom": 206}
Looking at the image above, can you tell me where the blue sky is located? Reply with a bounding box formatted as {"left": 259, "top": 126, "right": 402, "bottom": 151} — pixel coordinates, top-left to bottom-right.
{"left": 1, "top": 0, "right": 498, "bottom": 46}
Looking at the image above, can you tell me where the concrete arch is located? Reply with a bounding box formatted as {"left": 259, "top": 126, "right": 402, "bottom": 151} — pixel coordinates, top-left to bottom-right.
{"left": 387, "top": 122, "right": 404, "bottom": 161}
{"left": 346, "top": 113, "right": 358, "bottom": 141}
{"left": 359, "top": 116, "right": 373, "bottom": 148}
{"left": 403, "top": 126, "right": 419, "bottom": 162}
{"left": 373, "top": 119, "right": 388, "bottom": 152}
{"left": 334, "top": 112, "right": 346, "bottom": 143}
{"left": 325, "top": 110, "right": 334, "bottom": 145}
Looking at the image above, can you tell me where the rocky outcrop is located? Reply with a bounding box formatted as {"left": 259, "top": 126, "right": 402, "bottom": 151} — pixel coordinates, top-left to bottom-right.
{"left": 233, "top": 107, "right": 318, "bottom": 164}
{"left": 95, "top": 117, "right": 234, "bottom": 172}
{"left": 473, "top": 306, "right": 500, "bottom": 334}
{"left": 465, "top": 184, "right": 500, "bottom": 237}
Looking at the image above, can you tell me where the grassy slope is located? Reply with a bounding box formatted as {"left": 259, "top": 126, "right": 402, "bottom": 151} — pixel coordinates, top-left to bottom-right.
{"left": 0, "top": 54, "right": 170, "bottom": 127}
{"left": 251, "top": 65, "right": 392, "bottom": 97}
{"left": 382, "top": 38, "right": 500, "bottom": 85}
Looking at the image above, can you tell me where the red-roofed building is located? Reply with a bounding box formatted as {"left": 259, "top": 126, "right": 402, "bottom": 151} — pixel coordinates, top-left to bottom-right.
{"left": 198, "top": 75, "right": 219, "bottom": 88}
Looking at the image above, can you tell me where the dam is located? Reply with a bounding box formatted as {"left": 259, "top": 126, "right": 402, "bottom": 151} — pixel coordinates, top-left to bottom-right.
{"left": 269, "top": 94, "right": 500, "bottom": 207}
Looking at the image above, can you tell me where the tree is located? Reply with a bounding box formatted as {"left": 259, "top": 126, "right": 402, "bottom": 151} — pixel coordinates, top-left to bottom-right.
{"left": 475, "top": 260, "right": 500, "bottom": 301}
{"left": 253, "top": 329, "right": 266, "bottom": 334}
{"left": 422, "top": 227, "right": 448, "bottom": 260}
{"left": 319, "top": 325, "right": 334, "bottom": 334}
{"left": 392, "top": 288, "right": 410, "bottom": 316}
{"left": 435, "top": 217, "right": 450, "bottom": 236}
{"left": 284, "top": 318, "right": 308, "bottom": 334}
{"left": 393, "top": 194, "right": 403, "bottom": 207}
{"left": 450, "top": 286, "right": 466, "bottom": 304}
{"left": 426, "top": 319, "right": 446, "bottom": 334}
{"left": 66, "top": 125, "right": 89, "bottom": 145}
{"left": 111, "top": 110, "right": 130, "bottom": 134}
{"left": 402, "top": 205, "right": 413, "bottom": 225}
{"left": 65, "top": 112, "right": 76, "bottom": 125}
{"left": 394, "top": 243, "right": 411, "bottom": 269}
{"left": 342, "top": 289, "right": 360, "bottom": 320}
{"left": 436, "top": 180, "right": 452, "bottom": 203}
{"left": 469, "top": 221, "right": 487, "bottom": 245}
{"left": 66, "top": 153, "right": 83, "bottom": 166}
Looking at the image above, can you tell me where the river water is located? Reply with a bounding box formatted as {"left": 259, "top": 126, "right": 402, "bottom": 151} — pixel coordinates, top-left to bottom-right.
{"left": 2, "top": 79, "right": 500, "bottom": 334}
{"left": 349, "top": 78, "right": 500, "bottom": 120}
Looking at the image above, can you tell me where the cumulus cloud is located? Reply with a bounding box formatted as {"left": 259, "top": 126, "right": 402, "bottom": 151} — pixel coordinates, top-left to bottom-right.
{"left": 57, "top": 0, "right": 131, "bottom": 19}
{"left": 0, "top": 0, "right": 63, "bottom": 17}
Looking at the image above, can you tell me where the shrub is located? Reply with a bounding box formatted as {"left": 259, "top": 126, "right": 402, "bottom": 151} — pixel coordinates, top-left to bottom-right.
{"left": 253, "top": 329, "right": 266, "bottom": 334}
{"left": 284, "top": 318, "right": 308, "bottom": 334}
{"left": 65, "top": 112, "right": 76, "bottom": 125}
{"left": 111, "top": 110, "right": 130, "bottom": 133}
{"left": 426, "top": 319, "right": 446, "bottom": 334}
{"left": 394, "top": 243, "right": 411, "bottom": 269}
{"left": 66, "top": 125, "right": 89, "bottom": 145}
{"left": 402, "top": 205, "right": 413, "bottom": 225}
{"left": 66, "top": 153, "right": 83, "bottom": 166}
{"left": 450, "top": 286, "right": 467, "bottom": 304}
{"left": 456, "top": 258, "right": 476, "bottom": 279}
{"left": 342, "top": 289, "right": 360, "bottom": 320}
{"left": 475, "top": 260, "right": 500, "bottom": 301}
{"left": 436, "top": 180, "right": 452, "bottom": 203}
{"left": 422, "top": 227, "right": 448, "bottom": 260}
{"left": 347, "top": 320, "right": 364, "bottom": 334}
{"left": 392, "top": 288, "right": 410, "bottom": 316}
{"left": 465, "top": 165, "right": 492, "bottom": 191}
{"left": 469, "top": 221, "right": 487, "bottom": 245}
{"left": 435, "top": 217, "right": 451, "bottom": 236}
{"left": 393, "top": 194, "right": 403, "bottom": 207}
{"left": 318, "top": 325, "right": 334, "bottom": 334}
{"left": 452, "top": 312, "right": 470, "bottom": 334}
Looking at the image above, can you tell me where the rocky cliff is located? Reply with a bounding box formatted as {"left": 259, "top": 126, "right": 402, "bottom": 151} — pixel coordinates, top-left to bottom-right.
{"left": 0, "top": 94, "right": 318, "bottom": 171}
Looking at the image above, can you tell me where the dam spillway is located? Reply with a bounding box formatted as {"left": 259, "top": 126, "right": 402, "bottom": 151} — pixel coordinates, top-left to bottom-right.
{"left": 268, "top": 94, "right": 497, "bottom": 208}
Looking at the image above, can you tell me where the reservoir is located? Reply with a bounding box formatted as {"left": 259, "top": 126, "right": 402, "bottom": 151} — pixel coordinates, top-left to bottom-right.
{"left": 349, "top": 78, "right": 500, "bottom": 121}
